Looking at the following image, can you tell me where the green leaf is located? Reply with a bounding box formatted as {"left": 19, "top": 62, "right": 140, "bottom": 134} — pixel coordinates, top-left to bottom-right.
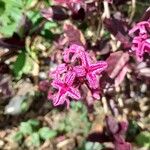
{"left": 12, "top": 51, "right": 33, "bottom": 79}
{"left": 26, "top": 10, "right": 41, "bottom": 24}
{"left": 39, "top": 127, "right": 57, "bottom": 140}
{"left": 126, "top": 120, "right": 141, "bottom": 141}
{"left": 23, "top": 0, "right": 38, "bottom": 9}
{"left": 44, "top": 22, "right": 58, "bottom": 30}
{"left": 0, "top": 23, "right": 17, "bottom": 37}
{"left": 21, "top": 101, "right": 29, "bottom": 112}
{"left": 19, "top": 122, "right": 33, "bottom": 135}
{"left": 0, "top": 1, "right": 5, "bottom": 15}
{"left": 0, "top": 0, "right": 23, "bottom": 37}
{"left": 135, "top": 131, "right": 150, "bottom": 148}
{"left": 13, "top": 131, "right": 23, "bottom": 142}
{"left": 28, "top": 119, "right": 40, "bottom": 128}
{"left": 31, "top": 132, "right": 41, "bottom": 147}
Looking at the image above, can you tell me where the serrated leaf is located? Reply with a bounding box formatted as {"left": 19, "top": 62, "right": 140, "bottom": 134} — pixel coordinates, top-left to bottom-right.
{"left": 39, "top": 127, "right": 57, "bottom": 140}
{"left": 19, "top": 122, "right": 33, "bottom": 135}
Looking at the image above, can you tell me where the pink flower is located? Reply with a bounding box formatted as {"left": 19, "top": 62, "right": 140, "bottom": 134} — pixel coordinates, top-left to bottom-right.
{"left": 51, "top": 72, "right": 81, "bottom": 107}
{"left": 50, "top": 63, "right": 67, "bottom": 79}
{"left": 50, "top": 63, "right": 85, "bottom": 79}
{"left": 63, "top": 44, "right": 85, "bottom": 63}
{"left": 131, "top": 35, "right": 150, "bottom": 61}
{"left": 129, "top": 21, "right": 150, "bottom": 35}
{"left": 64, "top": 44, "right": 108, "bottom": 89}
{"left": 129, "top": 20, "right": 150, "bottom": 61}
{"left": 81, "top": 52, "right": 108, "bottom": 89}
{"left": 49, "top": 44, "right": 108, "bottom": 107}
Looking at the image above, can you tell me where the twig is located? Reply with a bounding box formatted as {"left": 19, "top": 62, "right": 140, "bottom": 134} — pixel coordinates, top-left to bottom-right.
{"left": 129, "top": 0, "right": 136, "bottom": 24}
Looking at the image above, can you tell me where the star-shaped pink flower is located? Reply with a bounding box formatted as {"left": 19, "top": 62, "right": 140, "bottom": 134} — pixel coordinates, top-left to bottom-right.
{"left": 51, "top": 72, "right": 81, "bottom": 107}
{"left": 81, "top": 52, "right": 108, "bottom": 89}
{"left": 131, "top": 35, "right": 150, "bottom": 61}
{"left": 129, "top": 21, "right": 150, "bottom": 35}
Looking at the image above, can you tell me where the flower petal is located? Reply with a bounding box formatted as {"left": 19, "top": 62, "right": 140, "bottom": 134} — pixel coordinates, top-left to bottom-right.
{"left": 81, "top": 52, "right": 92, "bottom": 67}
{"left": 86, "top": 73, "right": 99, "bottom": 89}
{"left": 52, "top": 92, "right": 68, "bottom": 106}
{"left": 68, "top": 87, "right": 81, "bottom": 100}
{"left": 51, "top": 79, "right": 64, "bottom": 89}
{"left": 51, "top": 63, "right": 67, "bottom": 78}
{"left": 64, "top": 72, "right": 76, "bottom": 86}
{"left": 89, "top": 61, "right": 108, "bottom": 74}
{"left": 73, "top": 66, "right": 86, "bottom": 77}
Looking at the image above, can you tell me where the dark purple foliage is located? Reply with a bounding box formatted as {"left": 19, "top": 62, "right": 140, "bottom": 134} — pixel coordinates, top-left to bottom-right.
{"left": 106, "top": 51, "right": 129, "bottom": 87}
{"left": 106, "top": 116, "right": 131, "bottom": 150}
{"left": 41, "top": 6, "right": 69, "bottom": 21}
{"left": 104, "top": 18, "right": 131, "bottom": 49}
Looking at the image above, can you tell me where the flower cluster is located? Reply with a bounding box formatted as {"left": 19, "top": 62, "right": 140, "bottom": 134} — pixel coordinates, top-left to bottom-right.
{"left": 48, "top": 44, "right": 108, "bottom": 108}
{"left": 129, "top": 20, "right": 150, "bottom": 61}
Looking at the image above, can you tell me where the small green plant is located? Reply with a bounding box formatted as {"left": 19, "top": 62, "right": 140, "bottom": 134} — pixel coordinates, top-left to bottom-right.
{"left": 135, "top": 131, "right": 150, "bottom": 148}
{"left": 13, "top": 119, "right": 57, "bottom": 147}
{"left": 58, "top": 101, "right": 91, "bottom": 135}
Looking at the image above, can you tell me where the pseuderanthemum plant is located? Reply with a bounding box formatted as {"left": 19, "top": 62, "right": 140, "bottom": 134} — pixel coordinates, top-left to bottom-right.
{"left": 48, "top": 44, "right": 108, "bottom": 108}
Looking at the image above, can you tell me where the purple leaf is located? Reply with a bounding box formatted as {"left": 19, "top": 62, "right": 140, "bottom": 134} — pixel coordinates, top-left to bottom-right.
{"left": 41, "top": 6, "right": 69, "bottom": 21}
{"left": 106, "top": 116, "right": 119, "bottom": 134}
{"left": 104, "top": 18, "right": 131, "bottom": 48}
{"left": 119, "top": 121, "right": 128, "bottom": 134}
{"left": 106, "top": 51, "right": 129, "bottom": 86}
{"left": 64, "top": 23, "right": 86, "bottom": 46}
{"left": 0, "top": 74, "right": 13, "bottom": 99}
{"left": 0, "top": 63, "right": 9, "bottom": 74}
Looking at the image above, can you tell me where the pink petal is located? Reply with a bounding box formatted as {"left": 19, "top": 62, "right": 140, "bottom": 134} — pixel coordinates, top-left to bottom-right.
{"left": 91, "top": 89, "right": 101, "bottom": 99}
{"left": 129, "top": 21, "right": 150, "bottom": 35}
{"left": 63, "top": 44, "right": 86, "bottom": 63}
{"left": 81, "top": 52, "right": 92, "bottom": 67}
{"left": 51, "top": 63, "right": 67, "bottom": 78}
{"left": 89, "top": 61, "right": 108, "bottom": 74}
{"left": 64, "top": 72, "right": 76, "bottom": 86}
{"left": 73, "top": 66, "right": 86, "bottom": 77}
{"left": 86, "top": 73, "right": 98, "bottom": 89}
{"left": 51, "top": 79, "right": 64, "bottom": 89}
{"left": 53, "top": 93, "right": 68, "bottom": 106}
{"left": 68, "top": 87, "right": 81, "bottom": 100}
